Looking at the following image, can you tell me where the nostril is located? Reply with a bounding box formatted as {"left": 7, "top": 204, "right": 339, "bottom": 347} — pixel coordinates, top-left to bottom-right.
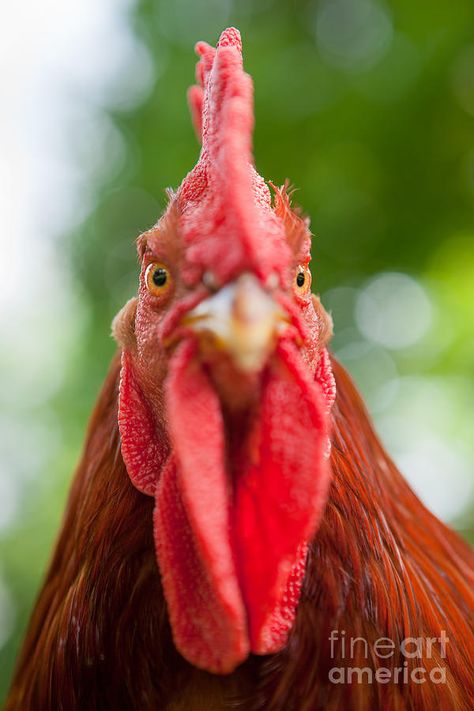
{"left": 202, "top": 271, "right": 219, "bottom": 293}
{"left": 265, "top": 272, "right": 279, "bottom": 291}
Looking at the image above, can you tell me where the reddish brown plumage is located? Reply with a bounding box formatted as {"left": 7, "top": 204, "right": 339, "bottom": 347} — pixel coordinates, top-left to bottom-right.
{"left": 5, "top": 355, "right": 473, "bottom": 710}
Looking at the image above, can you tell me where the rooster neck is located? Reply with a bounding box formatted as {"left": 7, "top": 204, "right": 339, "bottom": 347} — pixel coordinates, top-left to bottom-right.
{"left": 248, "top": 357, "right": 474, "bottom": 711}
{"left": 6, "top": 355, "right": 474, "bottom": 711}
{"left": 6, "top": 356, "right": 178, "bottom": 709}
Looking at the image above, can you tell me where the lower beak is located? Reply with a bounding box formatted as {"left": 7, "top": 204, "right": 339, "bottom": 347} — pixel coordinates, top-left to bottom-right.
{"left": 182, "top": 274, "right": 285, "bottom": 373}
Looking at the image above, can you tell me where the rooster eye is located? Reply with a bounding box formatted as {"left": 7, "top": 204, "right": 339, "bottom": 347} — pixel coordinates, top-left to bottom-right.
{"left": 296, "top": 272, "right": 305, "bottom": 287}
{"left": 145, "top": 262, "right": 172, "bottom": 296}
{"left": 294, "top": 265, "right": 312, "bottom": 296}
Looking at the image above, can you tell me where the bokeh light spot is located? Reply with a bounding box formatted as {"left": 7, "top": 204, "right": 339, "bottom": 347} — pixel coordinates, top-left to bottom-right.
{"left": 155, "top": 0, "right": 232, "bottom": 47}
{"left": 313, "top": 0, "right": 393, "bottom": 73}
{"left": 355, "top": 272, "right": 433, "bottom": 349}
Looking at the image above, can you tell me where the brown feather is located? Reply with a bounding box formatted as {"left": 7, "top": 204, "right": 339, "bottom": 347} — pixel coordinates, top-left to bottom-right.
{"left": 5, "top": 356, "right": 473, "bottom": 710}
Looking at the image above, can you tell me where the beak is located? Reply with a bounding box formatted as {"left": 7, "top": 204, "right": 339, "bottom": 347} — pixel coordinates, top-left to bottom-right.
{"left": 182, "top": 274, "right": 285, "bottom": 373}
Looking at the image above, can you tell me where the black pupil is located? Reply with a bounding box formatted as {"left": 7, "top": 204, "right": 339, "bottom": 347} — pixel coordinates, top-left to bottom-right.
{"left": 153, "top": 268, "right": 168, "bottom": 287}
{"left": 296, "top": 271, "right": 305, "bottom": 287}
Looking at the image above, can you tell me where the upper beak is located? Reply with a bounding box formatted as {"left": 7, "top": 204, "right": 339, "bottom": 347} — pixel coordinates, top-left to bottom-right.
{"left": 182, "top": 273, "right": 286, "bottom": 373}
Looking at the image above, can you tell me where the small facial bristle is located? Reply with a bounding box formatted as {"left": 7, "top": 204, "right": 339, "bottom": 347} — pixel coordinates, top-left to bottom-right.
{"left": 271, "top": 182, "right": 311, "bottom": 258}
{"left": 136, "top": 234, "right": 148, "bottom": 260}
{"left": 136, "top": 199, "right": 181, "bottom": 263}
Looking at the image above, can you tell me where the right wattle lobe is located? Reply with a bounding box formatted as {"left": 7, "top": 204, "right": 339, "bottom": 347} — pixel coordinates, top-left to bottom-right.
{"left": 233, "top": 340, "right": 331, "bottom": 653}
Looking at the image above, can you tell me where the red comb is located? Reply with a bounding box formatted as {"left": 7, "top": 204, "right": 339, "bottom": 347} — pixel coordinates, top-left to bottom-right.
{"left": 178, "top": 28, "right": 291, "bottom": 286}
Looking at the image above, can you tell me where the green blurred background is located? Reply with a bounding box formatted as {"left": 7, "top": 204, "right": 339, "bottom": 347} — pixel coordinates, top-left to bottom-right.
{"left": 1, "top": 0, "right": 473, "bottom": 700}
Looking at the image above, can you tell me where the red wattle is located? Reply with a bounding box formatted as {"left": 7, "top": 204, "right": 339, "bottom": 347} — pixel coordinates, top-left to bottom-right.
{"left": 118, "top": 350, "right": 168, "bottom": 496}
{"left": 154, "top": 457, "right": 248, "bottom": 673}
{"left": 233, "top": 340, "right": 331, "bottom": 653}
{"left": 121, "top": 338, "right": 333, "bottom": 671}
{"left": 157, "top": 339, "right": 248, "bottom": 673}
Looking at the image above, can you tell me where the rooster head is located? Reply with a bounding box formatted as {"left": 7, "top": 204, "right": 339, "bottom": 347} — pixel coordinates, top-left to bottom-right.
{"left": 113, "top": 27, "right": 336, "bottom": 674}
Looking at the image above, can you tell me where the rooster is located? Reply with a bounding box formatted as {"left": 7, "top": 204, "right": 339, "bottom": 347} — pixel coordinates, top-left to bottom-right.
{"left": 5, "top": 27, "right": 474, "bottom": 711}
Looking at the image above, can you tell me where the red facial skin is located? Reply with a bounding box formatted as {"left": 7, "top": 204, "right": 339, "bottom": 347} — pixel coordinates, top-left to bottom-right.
{"left": 117, "top": 28, "right": 336, "bottom": 674}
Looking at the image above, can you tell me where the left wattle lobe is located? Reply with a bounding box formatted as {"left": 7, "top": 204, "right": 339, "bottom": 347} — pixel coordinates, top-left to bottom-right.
{"left": 159, "top": 339, "right": 248, "bottom": 673}
{"left": 154, "top": 456, "right": 249, "bottom": 673}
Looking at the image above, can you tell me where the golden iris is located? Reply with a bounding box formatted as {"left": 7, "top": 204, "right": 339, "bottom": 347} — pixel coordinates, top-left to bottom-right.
{"left": 145, "top": 262, "right": 172, "bottom": 296}
{"left": 294, "top": 265, "right": 312, "bottom": 296}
